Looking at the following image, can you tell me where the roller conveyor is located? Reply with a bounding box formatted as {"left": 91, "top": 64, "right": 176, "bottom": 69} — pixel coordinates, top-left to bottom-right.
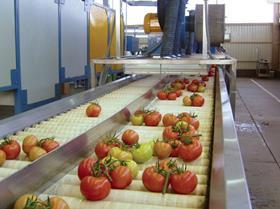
{"left": 0, "top": 71, "right": 251, "bottom": 209}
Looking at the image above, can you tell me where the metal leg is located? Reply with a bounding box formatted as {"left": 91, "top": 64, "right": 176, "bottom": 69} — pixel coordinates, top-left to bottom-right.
{"left": 98, "top": 64, "right": 109, "bottom": 86}
{"left": 90, "top": 63, "right": 97, "bottom": 87}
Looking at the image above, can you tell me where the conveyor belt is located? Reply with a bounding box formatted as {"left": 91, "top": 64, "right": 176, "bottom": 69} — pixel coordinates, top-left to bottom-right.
{"left": 9, "top": 76, "right": 214, "bottom": 209}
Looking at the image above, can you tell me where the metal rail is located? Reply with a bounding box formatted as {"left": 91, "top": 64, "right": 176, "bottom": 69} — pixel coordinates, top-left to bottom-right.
{"left": 0, "top": 76, "right": 171, "bottom": 209}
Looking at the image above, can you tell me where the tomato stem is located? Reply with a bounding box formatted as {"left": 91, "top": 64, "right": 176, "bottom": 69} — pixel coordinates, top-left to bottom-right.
{"left": 162, "top": 171, "right": 170, "bottom": 195}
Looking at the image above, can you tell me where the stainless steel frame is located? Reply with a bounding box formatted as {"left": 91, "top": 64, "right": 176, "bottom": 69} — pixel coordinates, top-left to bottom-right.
{"left": 91, "top": 55, "right": 237, "bottom": 114}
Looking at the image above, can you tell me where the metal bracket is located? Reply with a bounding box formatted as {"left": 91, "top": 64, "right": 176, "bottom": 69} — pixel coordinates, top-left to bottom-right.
{"left": 55, "top": 0, "right": 65, "bottom": 4}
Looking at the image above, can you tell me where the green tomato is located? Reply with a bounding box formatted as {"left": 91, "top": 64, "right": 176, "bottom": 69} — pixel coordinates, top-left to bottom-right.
{"left": 132, "top": 143, "right": 153, "bottom": 164}
{"left": 108, "top": 147, "right": 132, "bottom": 161}
{"left": 125, "top": 159, "right": 139, "bottom": 178}
{"left": 130, "top": 114, "right": 144, "bottom": 126}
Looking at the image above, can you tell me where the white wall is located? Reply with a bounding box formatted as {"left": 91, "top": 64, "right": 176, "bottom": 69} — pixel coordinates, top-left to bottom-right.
{"left": 222, "top": 23, "right": 272, "bottom": 70}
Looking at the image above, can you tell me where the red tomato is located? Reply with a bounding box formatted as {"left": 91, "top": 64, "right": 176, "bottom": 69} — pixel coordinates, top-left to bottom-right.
{"left": 162, "top": 126, "right": 179, "bottom": 140}
{"left": 179, "top": 139, "right": 202, "bottom": 162}
{"left": 41, "top": 139, "right": 59, "bottom": 153}
{"left": 110, "top": 166, "right": 132, "bottom": 189}
{"left": 157, "top": 91, "right": 168, "bottom": 100}
{"left": 190, "top": 117, "right": 200, "bottom": 130}
{"left": 80, "top": 176, "right": 111, "bottom": 201}
{"left": 154, "top": 141, "right": 172, "bottom": 159}
{"left": 171, "top": 82, "right": 184, "bottom": 90}
{"left": 144, "top": 112, "right": 162, "bottom": 126}
{"left": 175, "top": 90, "right": 182, "bottom": 97}
{"left": 170, "top": 170, "right": 198, "bottom": 194}
{"left": 77, "top": 157, "right": 97, "bottom": 180}
{"left": 142, "top": 166, "right": 167, "bottom": 192}
{"left": 191, "top": 79, "right": 200, "bottom": 85}
{"left": 95, "top": 142, "right": 111, "bottom": 159}
{"left": 187, "top": 84, "right": 198, "bottom": 92}
{"left": 167, "top": 92, "right": 177, "bottom": 100}
{"left": 201, "top": 75, "right": 209, "bottom": 81}
{"left": 168, "top": 140, "right": 182, "bottom": 157}
{"left": 191, "top": 94, "right": 205, "bottom": 107}
{"left": 183, "top": 78, "right": 190, "bottom": 84}
{"left": 0, "top": 139, "right": 21, "bottom": 160}
{"left": 162, "top": 114, "right": 178, "bottom": 127}
{"left": 86, "top": 103, "right": 101, "bottom": 117}
{"left": 122, "top": 129, "right": 139, "bottom": 145}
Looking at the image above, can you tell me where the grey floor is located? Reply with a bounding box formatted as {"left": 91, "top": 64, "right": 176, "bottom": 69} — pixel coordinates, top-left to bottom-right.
{"left": 236, "top": 78, "right": 280, "bottom": 209}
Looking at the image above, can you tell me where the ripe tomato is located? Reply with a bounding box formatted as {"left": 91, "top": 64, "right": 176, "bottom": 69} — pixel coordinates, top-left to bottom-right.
{"left": 154, "top": 141, "right": 172, "bottom": 159}
{"left": 23, "top": 135, "right": 38, "bottom": 154}
{"left": 191, "top": 94, "right": 205, "bottom": 107}
{"left": 86, "top": 103, "right": 101, "bottom": 117}
{"left": 162, "top": 126, "right": 179, "bottom": 140}
{"left": 157, "top": 91, "right": 168, "bottom": 100}
{"left": 142, "top": 166, "right": 167, "bottom": 193}
{"left": 130, "top": 114, "right": 144, "bottom": 126}
{"left": 187, "top": 84, "right": 198, "bottom": 92}
{"left": 28, "top": 146, "right": 47, "bottom": 161}
{"left": 144, "top": 112, "right": 162, "bottom": 126}
{"left": 0, "top": 150, "right": 6, "bottom": 166}
{"left": 170, "top": 171, "right": 198, "bottom": 194}
{"left": 168, "top": 140, "right": 182, "bottom": 157}
{"left": 183, "top": 78, "right": 190, "bottom": 84}
{"left": 78, "top": 157, "right": 97, "bottom": 180}
{"left": 179, "top": 139, "right": 202, "bottom": 162}
{"left": 41, "top": 139, "right": 59, "bottom": 153}
{"left": 80, "top": 176, "right": 111, "bottom": 201}
{"left": 110, "top": 166, "right": 132, "bottom": 189}
{"left": 175, "top": 90, "right": 182, "bottom": 97}
{"left": 48, "top": 196, "right": 70, "bottom": 209}
{"left": 95, "top": 142, "right": 111, "bottom": 159}
{"left": 159, "top": 159, "right": 178, "bottom": 172}
{"left": 171, "top": 82, "right": 184, "bottom": 90}
{"left": 167, "top": 92, "right": 177, "bottom": 100}
{"left": 191, "top": 79, "right": 200, "bottom": 85}
{"left": 0, "top": 139, "right": 21, "bottom": 160}
{"left": 190, "top": 117, "right": 200, "bottom": 130}
{"left": 183, "top": 96, "right": 192, "bottom": 106}
{"left": 201, "top": 75, "right": 209, "bottom": 81}
{"left": 162, "top": 113, "right": 178, "bottom": 127}
{"left": 122, "top": 129, "right": 139, "bottom": 145}
{"left": 14, "top": 194, "right": 40, "bottom": 209}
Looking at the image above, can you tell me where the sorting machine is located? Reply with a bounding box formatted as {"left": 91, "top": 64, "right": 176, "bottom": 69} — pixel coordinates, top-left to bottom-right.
{"left": 0, "top": 62, "right": 251, "bottom": 209}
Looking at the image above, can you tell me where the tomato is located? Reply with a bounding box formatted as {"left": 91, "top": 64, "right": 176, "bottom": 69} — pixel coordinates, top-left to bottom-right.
{"left": 108, "top": 147, "right": 133, "bottom": 161}
{"left": 28, "top": 146, "right": 47, "bottom": 161}
{"left": 132, "top": 143, "right": 153, "bottom": 163}
{"left": 110, "top": 166, "right": 132, "bottom": 189}
{"left": 162, "top": 126, "right": 179, "bottom": 140}
{"left": 162, "top": 113, "right": 178, "bottom": 127}
{"left": 144, "top": 112, "right": 161, "bottom": 126}
{"left": 13, "top": 194, "right": 40, "bottom": 209}
{"left": 122, "top": 129, "right": 139, "bottom": 145}
{"left": 170, "top": 171, "right": 198, "bottom": 194}
{"left": 168, "top": 140, "right": 182, "bottom": 157}
{"left": 40, "top": 138, "right": 59, "bottom": 153}
{"left": 197, "top": 85, "right": 206, "bottom": 92}
{"left": 187, "top": 84, "right": 198, "bottom": 92}
{"left": 191, "top": 79, "right": 200, "bottom": 85}
{"left": 124, "top": 159, "right": 139, "bottom": 178}
{"left": 78, "top": 157, "right": 97, "bottom": 180}
{"left": 48, "top": 196, "right": 70, "bottom": 209}
{"left": 154, "top": 141, "right": 172, "bottom": 159}
{"left": 157, "top": 91, "right": 168, "bottom": 100}
{"left": 183, "top": 96, "right": 192, "bottom": 106}
{"left": 175, "top": 120, "right": 189, "bottom": 131}
{"left": 142, "top": 166, "right": 167, "bottom": 193}
{"left": 95, "top": 142, "right": 111, "bottom": 159}
{"left": 178, "top": 139, "right": 202, "bottom": 162}
{"left": 80, "top": 176, "right": 111, "bottom": 201}
{"left": 175, "top": 89, "right": 182, "bottom": 97}
{"left": 86, "top": 103, "right": 101, "bottom": 117}
{"left": 199, "top": 81, "right": 207, "bottom": 87}
{"left": 183, "top": 78, "right": 190, "bottom": 84}
{"left": 167, "top": 92, "right": 177, "bottom": 100}
{"left": 0, "top": 150, "right": 6, "bottom": 166}
{"left": 191, "top": 94, "right": 205, "bottom": 107}
{"left": 159, "top": 159, "right": 178, "bottom": 172}
{"left": 23, "top": 135, "right": 38, "bottom": 154}
{"left": 190, "top": 117, "right": 200, "bottom": 130}
{"left": 130, "top": 114, "right": 144, "bottom": 126}
{"left": 201, "top": 75, "right": 209, "bottom": 81}
{"left": 0, "top": 139, "right": 21, "bottom": 160}
{"left": 171, "top": 82, "right": 185, "bottom": 90}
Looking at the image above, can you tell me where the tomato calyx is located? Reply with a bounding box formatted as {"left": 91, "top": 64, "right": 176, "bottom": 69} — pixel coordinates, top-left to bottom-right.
{"left": 91, "top": 160, "right": 113, "bottom": 182}
{"left": 104, "top": 132, "right": 123, "bottom": 147}
{"left": 22, "top": 196, "right": 41, "bottom": 209}
{"left": 181, "top": 134, "right": 202, "bottom": 144}
{"left": 173, "top": 164, "right": 188, "bottom": 175}
{"left": 38, "top": 137, "right": 55, "bottom": 146}
{"left": 0, "top": 138, "right": 14, "bottom": 147}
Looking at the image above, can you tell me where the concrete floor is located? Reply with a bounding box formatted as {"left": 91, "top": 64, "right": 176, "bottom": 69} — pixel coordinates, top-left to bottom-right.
{"left": 236, "top": 78, "right": 280, "bottom": 209}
